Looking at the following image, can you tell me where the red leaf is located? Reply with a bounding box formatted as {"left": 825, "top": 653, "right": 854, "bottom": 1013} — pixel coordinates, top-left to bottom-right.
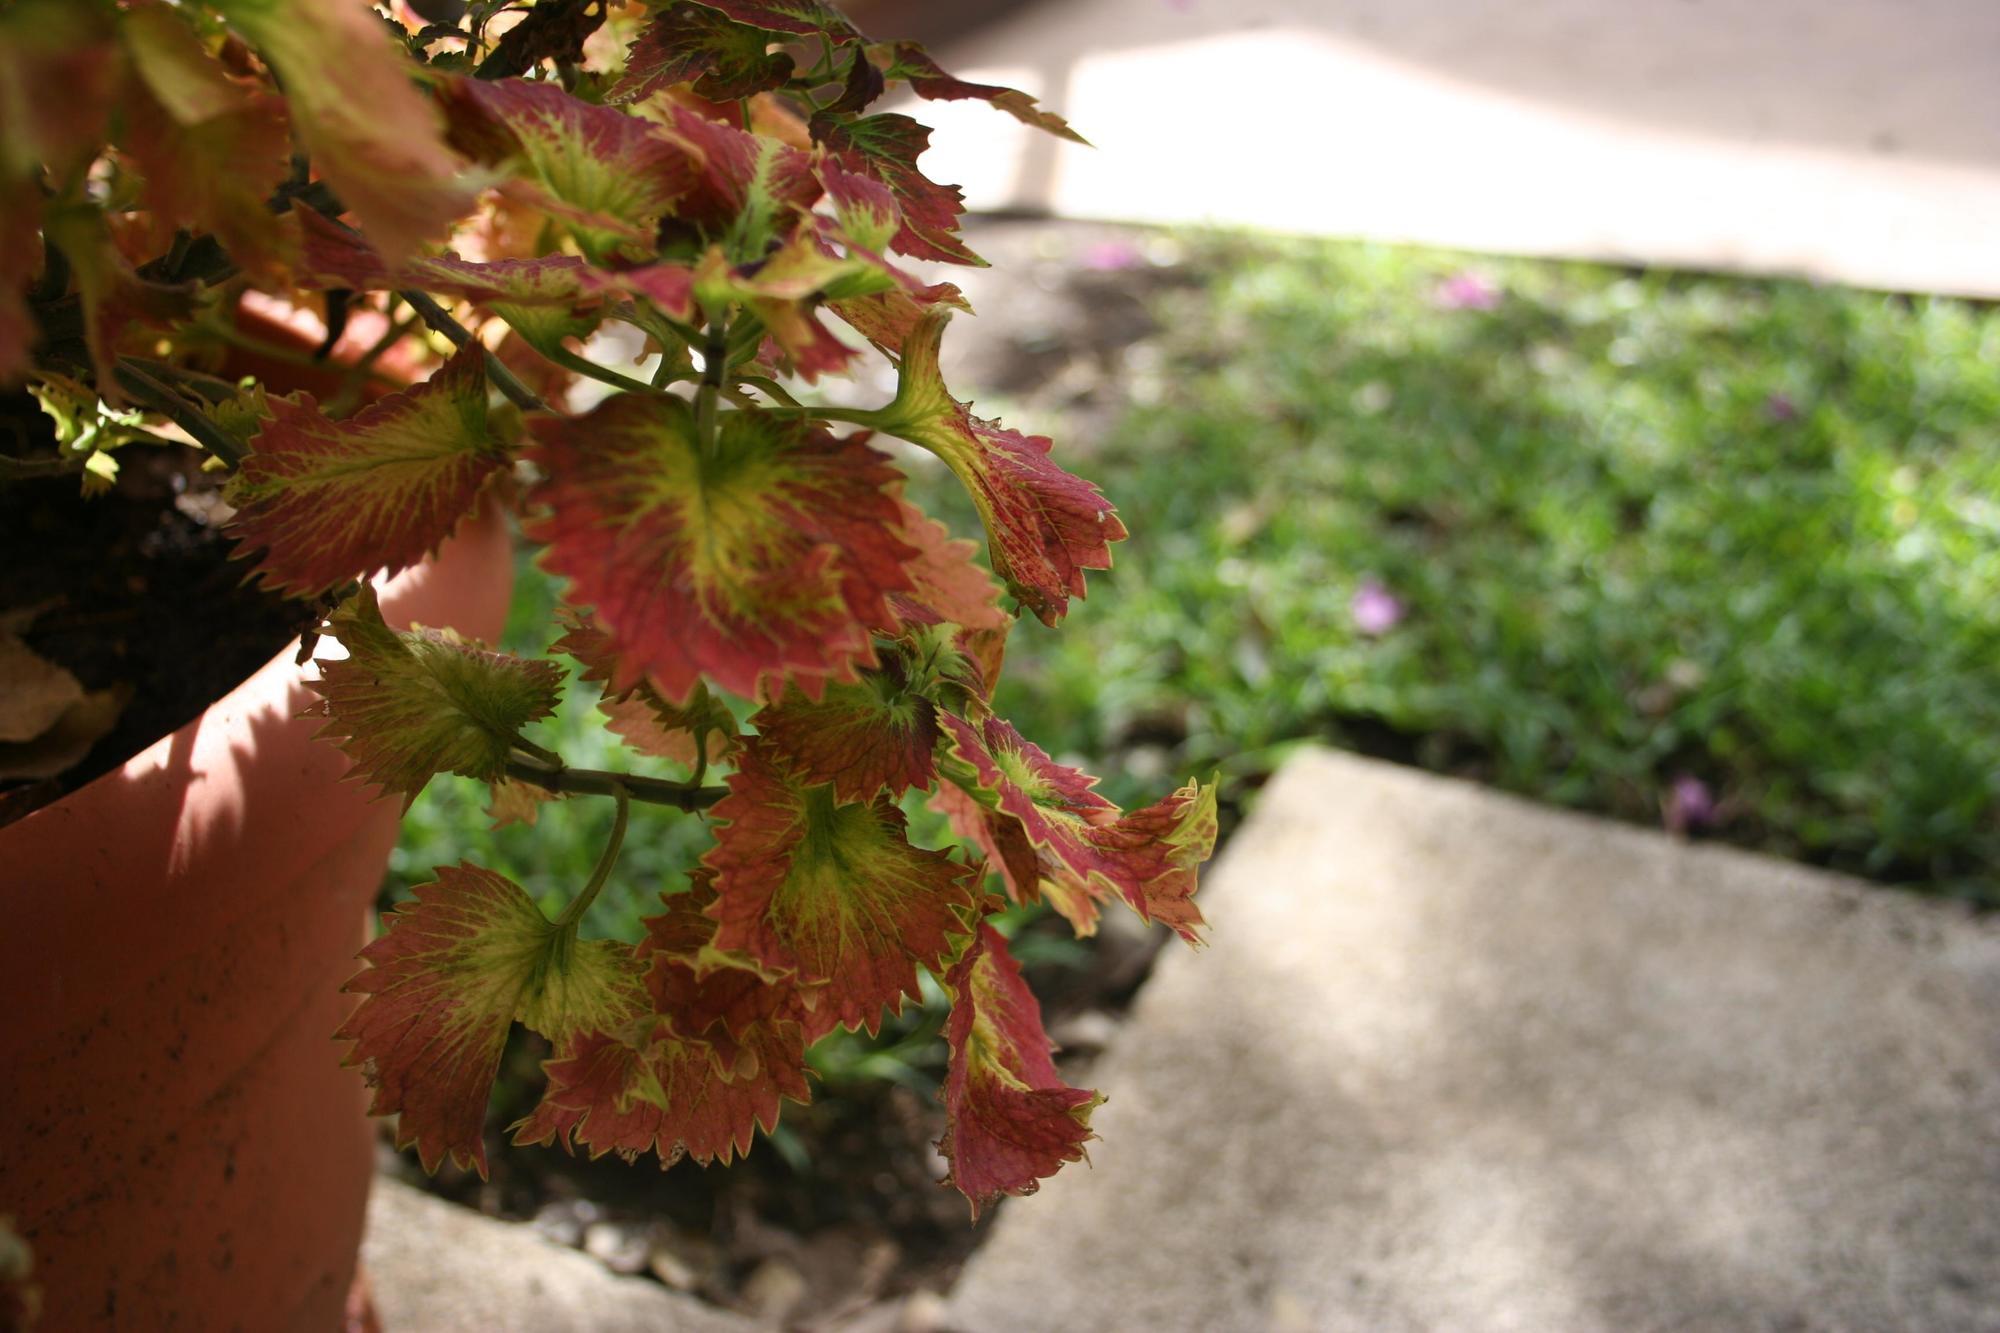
{"left": 704, "top": 740, "right": 977, "bottom": 1034}
{"left": 339, "top": 864, "right": 647, "bottom": 1175}
{"left": 875, "top": 309, "right": 1125, "bottom": 624}
{"left": 528, "top": 395, "right": 918, "bottom": 704}
{"left": 812, "top": 113, "right": 983, "bottom": 266}
{"left": 611, "top": 2, "right": 795, "bottom": 104}
{"left": 638, "top": 873, "right": 726, "bottom": 961}
{"left": 226, "top": 340, "right": 507, "bottom": 599}
{"left": 871, "top": 42, "right": 1089, "bottom": 145}
{"left": 940, "top": 924, "right": 1099, "bottom": 1217}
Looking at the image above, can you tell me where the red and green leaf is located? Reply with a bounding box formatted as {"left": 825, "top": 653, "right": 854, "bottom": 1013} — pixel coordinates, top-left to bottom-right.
{"left": 309, "top": 584, "right": 564, "bottom": 803}
{"left": 611, "top": 3, "right": 795, "bottom": 104}
{"left": 693, "top": 235, "right": 891, "bottom": 380}
{"left": 703, "top": 740, "right": 977, "bottom": 1033}
{"left": 888, "top": 500, "right": 1010, "bottom": 632}
{"left": 812, "top": 113, "right": 982, "bottom": 266}
{"left": 816, "top": 159, "right": 900, "bottom": 254}
{"left": 872, "top": 309, "right": 1125, "bottom": 625}
{"left": 37, "top": 206, "right": 197, "bottom": 397}
{"left": 441, "top": 75, "right": 696, "bottom": 261}
{"left": 662, "top": 103, "right": 819, "bottom": 255}
{"left": 296, "top": 206, "right": 594, "bottom": 308}
{"left": 514, "top": 1017, "right": 807, "bottom": 1167}
{"left": 486, "top": 777, "right": 558, "bottom": 830}
{"left": 939, "top": 923, "right": 1100, "bottom": 1216}
{"left": 940, "top": 712, "right": 1217, "bottom": 943}
{"left": 338, "top": 863, "right": 646, "bottom": 1175}
{"left": 1060, "top": 779, "right": 1217, "bottom": 945}
{"left": 752, "top": 666, "right": 940, "bottom": 803}
{"left": 684, "top": 0, "right": 861, "bottom": 42}
{"left": 226, "top": 340, "right": 507, "bottom": 598}
{"left": 554, "top": 611, "right": 740, "bottom": 767}
{"left": 117, "top": 3, "right": 293, "bottom": 278}
{"left": 870, "top": 42, "right": 1089, "bottom": 145}
{"left": 211, "top": 0, "right": 475, "bottom": 260}
{"left": 528, "top": 395, "right": 917, "bottom": 704}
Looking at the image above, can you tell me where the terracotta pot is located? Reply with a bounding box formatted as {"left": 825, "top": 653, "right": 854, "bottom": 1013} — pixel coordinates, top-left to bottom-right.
{"left": 0, "top": 504, "right": 513, "bottom": 1330}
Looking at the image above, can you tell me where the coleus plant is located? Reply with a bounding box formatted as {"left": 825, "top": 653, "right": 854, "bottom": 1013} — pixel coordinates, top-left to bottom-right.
{"left": 1, "top": 0, "right": 1217, "bottom": 1215}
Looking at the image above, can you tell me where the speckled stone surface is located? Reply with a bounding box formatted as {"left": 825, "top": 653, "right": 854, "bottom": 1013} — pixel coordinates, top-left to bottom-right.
{"left": 949, "top": 749, "right": 2000, "bottom": 1332}
{"left": 363, "top": 1177, "right": 753, "bottom": 1333}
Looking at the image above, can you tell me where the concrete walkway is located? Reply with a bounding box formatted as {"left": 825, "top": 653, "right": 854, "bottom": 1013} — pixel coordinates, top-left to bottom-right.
{"left": 948, "top": 749, "right": 2000, "bottom": 1332}
{"left": 902, "top": 0, "right": 2000, "bottom": 295}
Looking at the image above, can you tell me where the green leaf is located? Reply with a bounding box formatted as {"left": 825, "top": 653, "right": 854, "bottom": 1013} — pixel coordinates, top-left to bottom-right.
{"left": 309, "top": 583, "right": 565, "bottom": 803}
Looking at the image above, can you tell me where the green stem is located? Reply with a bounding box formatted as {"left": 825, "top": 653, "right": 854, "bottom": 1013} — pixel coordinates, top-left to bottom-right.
{"left": 512, "top": 736, "right": 562, "bottom": 766}
{"left": 324, "top": 307, "right": 420, "bottom": 415}
{"left": 546, "top": 344, "right": 659, "bottom": 396}
{"left": 557, "top": 779, "right": 628, "bottom": 928}
{"left": 118, "top": 357, "right": 243, "bottom": 401}
{"left": 696, "top": 320, "right": 727, "bottom": 457}
{"left": 113, "top": 362, "right": 245, "bottom": 468}
{"left": 163, "top": 228, "right": 192, "bottom": 280}
{"left": 398, "top": 290, "right": 549, "bottom": 413}
{"left": 735, "top": 373, "right": 802, "bottom": 408}
{"left": 506, "top": 752, "right": 725, "bottom": 812}
{"left": 755, "top": 402, "right": 889, "bottom": 430}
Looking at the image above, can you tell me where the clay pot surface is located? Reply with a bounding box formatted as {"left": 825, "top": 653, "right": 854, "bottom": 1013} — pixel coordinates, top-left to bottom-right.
{"left": 0, "top": 504, "right": 513, "bottom": 1331}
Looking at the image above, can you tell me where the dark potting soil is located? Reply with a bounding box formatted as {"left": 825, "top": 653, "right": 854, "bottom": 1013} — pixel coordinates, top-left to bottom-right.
{"left": 0, "top": 390, "right": 303, "bottom": 828}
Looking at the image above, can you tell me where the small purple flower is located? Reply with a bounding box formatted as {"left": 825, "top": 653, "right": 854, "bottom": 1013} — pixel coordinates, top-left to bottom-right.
{"left": 1764, "top": 392, "right": 1798, "bottom": 423}
{"left": 1664, "top": 774, "right": 1717, "bottom": 833}
{"left": 1350, "top": 579, "right": 1405, "bottom": 636}
{"left": 1433, "top": 270, "right": 1501, "bottom": 311}
{"left": 1079, "top": 238, "right": 1144, "bottom": 272}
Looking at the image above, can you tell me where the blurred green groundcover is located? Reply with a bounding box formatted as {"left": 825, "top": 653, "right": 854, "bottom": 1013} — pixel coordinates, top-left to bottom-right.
{"left": 392, "top": 231, "right": 2000, "bottom": 952}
